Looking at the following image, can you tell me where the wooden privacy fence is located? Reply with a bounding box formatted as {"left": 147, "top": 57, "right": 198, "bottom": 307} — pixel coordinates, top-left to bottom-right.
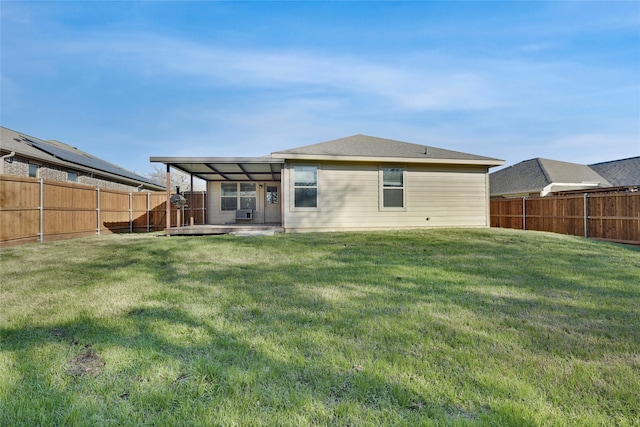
{"left": 0, "top": 175, "right": 207, "bottom": 247}
{"left": 491, "top": 192, "right": 640, "bottom": 245}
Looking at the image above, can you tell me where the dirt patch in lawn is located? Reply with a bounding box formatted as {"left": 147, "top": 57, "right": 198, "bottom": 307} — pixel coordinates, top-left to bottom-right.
{"left": 66, "top": 346, "right": 105, "bottom": 377}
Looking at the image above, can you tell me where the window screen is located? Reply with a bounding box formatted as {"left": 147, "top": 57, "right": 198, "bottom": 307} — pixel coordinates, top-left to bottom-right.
{"left": 382, "top": 168, "right": 404, "bottom": 208}
{"left": 221, "top": 183, "right": 256, "bottom": 211}
{"left": 293, "top": 166, "right": 318, "bottom": 208}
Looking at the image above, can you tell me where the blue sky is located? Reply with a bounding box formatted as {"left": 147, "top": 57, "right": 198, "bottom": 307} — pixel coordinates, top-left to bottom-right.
{"left": 1, "top": 1, "right": 639, "bottom": 176}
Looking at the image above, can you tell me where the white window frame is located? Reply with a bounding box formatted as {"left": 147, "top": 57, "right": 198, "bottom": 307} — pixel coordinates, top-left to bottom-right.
{"left": 379, "top": 166, "right": 406, "bottom": 211}
{"left": 28, "top": 162, "right": 40, "bottom": 178}
{"left": 291, "top": 165, "right": 319, "bottom": 210}
{"left": 67, "top": 171, "right": 78, "bottom": 183}
{"left": 220, "top": 182, "right": 257, "bottom": 211}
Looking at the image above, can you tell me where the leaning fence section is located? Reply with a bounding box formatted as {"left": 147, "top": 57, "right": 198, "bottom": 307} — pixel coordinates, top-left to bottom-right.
{"left": 490, "top": 192, "right": 640, "bottom": 245}
{"left": 0, "top": 175, "right": 207, "bottom": 247}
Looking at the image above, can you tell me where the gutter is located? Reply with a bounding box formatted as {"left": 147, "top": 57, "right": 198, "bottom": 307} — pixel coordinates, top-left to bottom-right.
{"left": 270, "top": 153, "right": 505, "bottom": 167}
{"left": 0, "top": 151, "right": 16, "bottom": 175}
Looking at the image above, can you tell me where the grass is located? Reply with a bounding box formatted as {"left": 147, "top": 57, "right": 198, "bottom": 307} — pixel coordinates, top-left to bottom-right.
{"left": 1, "top": 228, "right": 639, "bottom": 426}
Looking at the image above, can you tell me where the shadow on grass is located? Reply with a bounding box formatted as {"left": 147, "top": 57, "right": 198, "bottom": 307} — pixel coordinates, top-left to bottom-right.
{"left": 2, "top": 305, "right": 487, "bottom": 425}
{"left": 2, "top": 229, "right": 638, "bottom": 425}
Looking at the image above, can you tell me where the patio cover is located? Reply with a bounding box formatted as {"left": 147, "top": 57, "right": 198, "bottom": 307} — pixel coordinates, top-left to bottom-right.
{"left": 149, "top": 156, "right": 283, "bottom": 182}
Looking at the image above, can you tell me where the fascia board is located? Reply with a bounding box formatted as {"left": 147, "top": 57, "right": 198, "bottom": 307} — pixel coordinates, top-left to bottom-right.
{"left": 150, "top": 156, "right": 282, "bottom": 164}
{"left": 271, "top": 153, "right": 505, "bottom": 167}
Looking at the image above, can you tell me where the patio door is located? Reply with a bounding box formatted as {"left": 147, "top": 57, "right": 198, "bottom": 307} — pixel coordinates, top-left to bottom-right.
{"left": 264, "top": 184, "right": 281, "bottom": 223}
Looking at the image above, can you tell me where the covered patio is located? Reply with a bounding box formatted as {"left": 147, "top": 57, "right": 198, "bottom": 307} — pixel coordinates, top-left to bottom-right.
{"left": 149, "top": 156, "right": 284, "bottom": 235}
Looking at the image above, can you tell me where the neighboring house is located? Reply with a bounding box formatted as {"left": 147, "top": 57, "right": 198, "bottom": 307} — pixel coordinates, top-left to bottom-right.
{"left": 490, "top": 158, "right": 612, "bottom": 198}
{"left": 1, "top": 126, "right": 164, "bottom": 192}
{"left": 151, "top": 134, "right": 504, "bottom": 232}
{"left": 589, "top": 156, "right": 640, "bottom": 188}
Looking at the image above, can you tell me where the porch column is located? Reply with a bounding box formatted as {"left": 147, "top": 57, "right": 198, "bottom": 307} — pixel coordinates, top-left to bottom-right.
{"left": 166, "top": 164, "right": 171, "bottom": 231}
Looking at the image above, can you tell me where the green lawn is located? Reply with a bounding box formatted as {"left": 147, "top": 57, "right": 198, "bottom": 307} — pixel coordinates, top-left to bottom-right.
{"left": 1, "top": 229, "right": 638, "bottom": 426}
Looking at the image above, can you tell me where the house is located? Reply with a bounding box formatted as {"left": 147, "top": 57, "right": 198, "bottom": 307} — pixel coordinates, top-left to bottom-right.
{"left": 1, "top": 126, "right": 164, "bottom": 192}
{"left": 490, "top": 158, "right": 610, "bottom": 198}
{"left": 151, "top": 134, "right": 504, "bottom": 232}
{"left": 589, "top": 156, "right": 640, "bottom": 188}
{"left": 490, "top": 156, "right": 640, "bottom": 198}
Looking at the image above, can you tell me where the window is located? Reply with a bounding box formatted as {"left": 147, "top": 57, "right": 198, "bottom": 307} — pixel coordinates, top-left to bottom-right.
{"left": 293, "top": 166, "right": 318, "bottom": 208}
{"left": 382, "top": 167, "right": 405, "bottom": 208}
{"left": 239, "top": 183, "right": 257, "bottom": 210}
{"left": 266, "top": 186, "right": 278, "bottom": 204}
{"left": 67, "top": 172, "right": 78, "bottom": 182}
{"left": 29, "top": 163, "right": 39, "bottom": 178}
{"left": 221, "top": 183, "right": 237, "bottom": 210}
{"left": 221, "top": 183, "right": 256, "bottom": 211}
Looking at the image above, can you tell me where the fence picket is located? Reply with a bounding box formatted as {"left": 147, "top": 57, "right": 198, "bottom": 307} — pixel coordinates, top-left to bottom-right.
{"left": 0, "top": 175, "right": 207, "bottom": 247}
{"left": 491, "top": 192, "right": 640, "bottom": 245}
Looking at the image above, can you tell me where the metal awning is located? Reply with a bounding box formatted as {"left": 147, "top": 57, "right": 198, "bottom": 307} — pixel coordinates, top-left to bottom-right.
{"left": 150, "top": 156, "right": 283, "bottom": 182}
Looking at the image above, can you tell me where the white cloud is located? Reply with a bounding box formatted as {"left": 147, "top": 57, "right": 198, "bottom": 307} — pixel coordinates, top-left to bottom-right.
{"left": 37, "top": 32, "right": 507, "bottom": 113}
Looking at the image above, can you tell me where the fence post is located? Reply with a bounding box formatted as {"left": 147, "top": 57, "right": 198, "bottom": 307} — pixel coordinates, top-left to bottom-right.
{"left": 522, "top": 196, "right": 527, "bottom": 230}
{"left": 96, "top": 188, "right": 101, "bottom": 236}
{"left": 165, "top": 165, "right": 171, "bottom": 231}
{"left": 584, "top": 193, "right": 589, "bottom": 239}
{"left": 39, "top": 178, "right": 44, "bottom": 243}
{"left": 129, "top": 192, "right": 133, "bottom": 233}
{"left": 147, "top": 191, "right": 150, "bottom": 232}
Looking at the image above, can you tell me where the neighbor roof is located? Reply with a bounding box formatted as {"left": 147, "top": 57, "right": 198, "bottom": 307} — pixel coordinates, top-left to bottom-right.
{"left": 1, "top": 126, "right": 164, "bottom": 190}
{"left": 272, "top": 134, "right": 504, "bottom": 166}
{"left": 589, "top": 156, "right": 640, "bottom": 187}
{"left": 490, "top": 158, "right": 610, "bottom": 196}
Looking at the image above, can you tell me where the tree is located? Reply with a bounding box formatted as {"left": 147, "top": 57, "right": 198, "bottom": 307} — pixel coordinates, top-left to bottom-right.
{"left": 147, "top": 165, "right": 206, "bottom": 193}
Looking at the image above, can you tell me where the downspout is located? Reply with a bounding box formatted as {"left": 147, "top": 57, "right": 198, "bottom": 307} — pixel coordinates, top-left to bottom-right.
{"left": 0, "top": 151, "right": 16, "bottom": 175}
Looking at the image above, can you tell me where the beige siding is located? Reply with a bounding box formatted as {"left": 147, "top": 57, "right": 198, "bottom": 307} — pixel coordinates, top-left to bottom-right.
{"left": 284, "top": 161, "right": 490, "bottom": 231}
{"left": 207, "top": 181, "right": 280, "bottom": 224}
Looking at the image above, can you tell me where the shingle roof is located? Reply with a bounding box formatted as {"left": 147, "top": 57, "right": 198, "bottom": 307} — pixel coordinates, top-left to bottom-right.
{"left": 589, "top": 156, "right": 640, "bottom": 187}
{"left": 490, "top": 158, "right": 610, "bottom": 196}
{"left": 539, "top": 158, "right": 609, "bottom": 184}
{"left": 1, "top": 126, "right": 164, "bottom": 189}
{"left": 272, "top": 134, "right": 503, "bottom": 165}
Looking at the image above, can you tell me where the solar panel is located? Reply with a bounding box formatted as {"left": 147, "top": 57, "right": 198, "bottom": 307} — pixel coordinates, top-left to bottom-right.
{"left": 23, "top": 137, "right": 160, "bottom": 186}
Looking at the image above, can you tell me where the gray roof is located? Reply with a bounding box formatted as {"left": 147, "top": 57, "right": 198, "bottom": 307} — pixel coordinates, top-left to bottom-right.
{"left": 272, "top": 134, "right": 504, "bottom": 165}
{"left": 589, "top": 156, "right": 640, "bottom": 187}
{"left": 151, "top": 134, "right": 504, "bottom": 181}
{"left": 148, "top": 156, "right": 282, "bottom": 182}
{"left": 1, "top": 126, "right": 164, "bottom": 190}
{"left": 490, "top": 158, "right": 611, "bottom": 196}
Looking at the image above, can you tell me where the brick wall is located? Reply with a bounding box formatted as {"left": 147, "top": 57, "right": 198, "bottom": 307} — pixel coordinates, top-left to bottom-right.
{"left": 2, "top": 155, "right": 148, "bottom": 192}
{"left": 2, "top": 156, "right": 29, "bottom": 176}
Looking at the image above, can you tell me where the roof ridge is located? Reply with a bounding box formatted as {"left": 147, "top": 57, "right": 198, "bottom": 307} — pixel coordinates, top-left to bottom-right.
{"left": 534, "top": 158, "right": 553, "bottom": 185}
